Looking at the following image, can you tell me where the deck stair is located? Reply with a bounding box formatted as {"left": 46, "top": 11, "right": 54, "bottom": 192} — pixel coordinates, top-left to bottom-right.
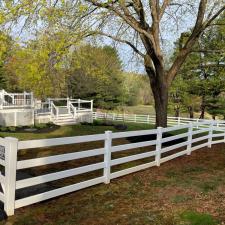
{"left": 52, "top": 113, "right": 77, "bottom": 126}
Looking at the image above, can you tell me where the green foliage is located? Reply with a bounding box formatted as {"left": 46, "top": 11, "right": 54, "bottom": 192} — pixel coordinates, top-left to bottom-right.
{"left": 170, "top": 12, "right": 225, "bottom": 118}
{"left": 180, "top": 211, "right": 218, "bottom": 225}
{"left": 68, "top": 45, "right": 124, "bottom": 109}
{"left": 121, "top": 72, "right": 153, "bottom": 106}
{"left": 0, "top": 31, "right": 13, "bottom": 90}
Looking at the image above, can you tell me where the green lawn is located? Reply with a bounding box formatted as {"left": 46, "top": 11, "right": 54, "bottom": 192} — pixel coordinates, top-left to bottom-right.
{"left": 0, "top": 122, "right": 154, "bottom": 140}
{"left": 111, "top": 105, "right": 155, "bottom": 115}
{"left": 2, "top": 143, "right": 225, "bottom": 225}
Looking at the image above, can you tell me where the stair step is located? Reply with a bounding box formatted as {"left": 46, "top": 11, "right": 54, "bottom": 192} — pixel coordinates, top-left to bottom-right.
{"left": 57, "top": 114, "right": 72, "bottom": 117}
{"left": 55, "top": 121, "right": 77, "bottom": 126}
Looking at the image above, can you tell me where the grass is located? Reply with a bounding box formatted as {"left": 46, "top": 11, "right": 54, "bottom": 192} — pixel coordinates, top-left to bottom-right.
{"left": 0, "top": 121, "right": 224, "bottom": 224}
{"left": 113, "top": 105, "right": 155, "bottom": 115}
{"left": 180, "top": 211, "right": 218, "bottom": 225}
{"left": 2, "top": 143, "right": 224, "bottom": 225}
{"left": 0, "top": 121, "right": 154, "bottom": 140}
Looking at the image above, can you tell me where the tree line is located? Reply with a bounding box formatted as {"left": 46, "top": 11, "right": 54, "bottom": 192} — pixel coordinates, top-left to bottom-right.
{"left": 0, "top": 31, "right": 152, "bottom": 109}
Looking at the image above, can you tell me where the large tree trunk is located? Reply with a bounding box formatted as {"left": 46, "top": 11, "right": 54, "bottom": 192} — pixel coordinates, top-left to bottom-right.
{"left": 149, "top": 75, "right": 168, "bottom": 128}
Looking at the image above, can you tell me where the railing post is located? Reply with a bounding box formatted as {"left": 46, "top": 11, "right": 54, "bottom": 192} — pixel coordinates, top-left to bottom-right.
{"left": 78, "top": 99, "right": 80, "bottom": 111}
{"left": 56, "top": 107, "right": 59, "bottom": 119}
{"left": 67, "top": 97, "right": 70, "bottom": 113}
{"left": 104, "top": 131, "right": 112, "bottom": 184}
{"left": 134, "top": 114, "right": 137, "bottom": 123}
{"left": 208, "top": 121, "right": 214, "bottom": 148}
{"left": 155, "top": 127, "right": 162, "bottom": 166}
{"left": 187, "top": 122, "right": 193, "bottom": 155}
{"left": 90, "top": 100, "right": 93, "bottom": 112}
{"left": 31, "top": 92, "right": 34, "bottom": 107}
{"left": 4, "top": 137, "right": 18, "bottom": 216}
{"left": 74, "top": 107, "right": 77, "bottom": 118}
{"left": 23, "top": 91, "right": 26, "bottom": 106}
{"left": 147, "top": 115, "right": 150, "bottom": 124}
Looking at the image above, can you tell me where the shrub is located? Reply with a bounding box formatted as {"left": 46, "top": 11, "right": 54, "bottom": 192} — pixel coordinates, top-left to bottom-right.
{"left": 8, "top": 126, "right": 17, "bottom": 132}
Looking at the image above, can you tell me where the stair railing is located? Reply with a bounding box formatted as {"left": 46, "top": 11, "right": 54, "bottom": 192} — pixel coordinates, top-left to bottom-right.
{"left": 51, "top": 102, "right": 59, "bottom": 120}
{"left": 69, "top": 102, "right": 77, "bottom": 119}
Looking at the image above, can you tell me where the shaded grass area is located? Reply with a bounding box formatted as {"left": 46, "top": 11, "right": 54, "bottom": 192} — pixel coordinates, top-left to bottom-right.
{"left": 0, "top": 121, "right": 154, "bottom": 140}
{"left": 2, "top": 143, "right": 225, "bottom": 225}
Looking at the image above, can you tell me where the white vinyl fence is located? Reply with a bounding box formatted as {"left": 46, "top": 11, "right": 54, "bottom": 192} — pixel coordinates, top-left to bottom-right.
{"left": 93, "top": 111, "right": 225, "bottom": 129}
{"left": 0, "top": 120, "right": 225, "bottom": 216}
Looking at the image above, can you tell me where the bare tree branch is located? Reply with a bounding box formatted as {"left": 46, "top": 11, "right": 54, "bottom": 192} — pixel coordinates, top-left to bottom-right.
{"left": 91, "top": 31, "right": 145, "bottom": 57}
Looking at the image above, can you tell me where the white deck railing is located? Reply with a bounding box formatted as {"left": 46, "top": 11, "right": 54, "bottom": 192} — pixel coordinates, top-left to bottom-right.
{"left": 0, "top": 90, "right": 34, "bottom": 109}
{"left": 35, "top": 98, "right": 93, "bottom": 118}
{"left": 0, "top": 120, "right": 224, "bottom": 216}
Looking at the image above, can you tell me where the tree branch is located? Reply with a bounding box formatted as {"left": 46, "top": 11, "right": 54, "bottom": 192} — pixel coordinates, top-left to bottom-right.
{"left": 159, "top": 0, "right": 171, "bottom": 20}
{"left": 93, "top": 31, "right": 145, "bottom": 57}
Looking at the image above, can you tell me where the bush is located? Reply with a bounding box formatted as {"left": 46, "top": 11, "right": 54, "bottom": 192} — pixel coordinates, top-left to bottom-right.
{"left": 93, "top": 120, "right": 114, "bottom": 126}
{"left": 0, "top": 126, "right": 7, "bottom": 132}
{"left": 8, "top": 126, "right": 17, "bottom": 132}
{"left": 35, "top": 123, "right": 47, "bottom": 129}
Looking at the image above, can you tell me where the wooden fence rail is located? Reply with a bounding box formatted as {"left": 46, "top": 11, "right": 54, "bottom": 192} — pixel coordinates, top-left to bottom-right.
{"left": 0, "top": 120, "right": 224, "bottom": 216}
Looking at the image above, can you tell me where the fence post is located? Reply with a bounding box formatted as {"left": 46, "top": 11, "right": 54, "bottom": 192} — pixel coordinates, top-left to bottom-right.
{"left": 104, "top": 131, "right": 112, "bottom": 184}
{"left": 178, "top": 117, "right": 181, "bottom": 125}
{"left": 134, "top": 114, "right": 137, "bottom": 123}
{"left": 155, "top": 127, "right": 162, "bottom": 166}
{"left": 187, "top": 122, "right": 193, "bottom": 155}
{"left": 196, "top": 119, "right": 199, "bottom": 128}
{"left": 4, "top": 137, "right": 18, "bottom": 216}
{"left": 216, "top": 120, "right": 219, "bottom": 127}
{"left": 208, "top": 121, "right": 214, "bottom": 148}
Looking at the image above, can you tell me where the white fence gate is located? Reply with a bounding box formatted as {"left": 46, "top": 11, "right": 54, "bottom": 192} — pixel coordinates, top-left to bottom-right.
{"left": 0, "top": 120, "right": 225, "bottom": 216}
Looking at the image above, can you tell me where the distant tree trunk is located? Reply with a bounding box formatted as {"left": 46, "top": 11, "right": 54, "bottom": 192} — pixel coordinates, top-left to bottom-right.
{"left": 188, "top": 106, "right": 194, "bottom": 118}
{"left": 199, "top": 106, "right": 205, "bottom": 119}
{"left": 174, "top": 106, "right": 180, "bottom": 117}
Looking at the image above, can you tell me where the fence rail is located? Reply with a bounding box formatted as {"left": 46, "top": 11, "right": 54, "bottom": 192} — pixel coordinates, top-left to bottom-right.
{"left": 0, "top": 120, "right": 224, "bottom": 216}
{"left": 92, "top": 112, "right": 225, "bottom": 129}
